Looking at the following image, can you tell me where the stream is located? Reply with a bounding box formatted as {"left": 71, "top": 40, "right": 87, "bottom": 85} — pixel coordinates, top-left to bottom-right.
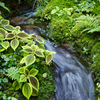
{"left": 9, "top": 11, "right": 95, "bottom": 100}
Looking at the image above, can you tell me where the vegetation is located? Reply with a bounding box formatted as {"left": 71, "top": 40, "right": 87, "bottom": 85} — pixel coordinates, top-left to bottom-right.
{"left": 0, "top": 15, "right": 55, "bottom": 100}
{"left": 41, "top": 0, "right": 100, "bottom": 99}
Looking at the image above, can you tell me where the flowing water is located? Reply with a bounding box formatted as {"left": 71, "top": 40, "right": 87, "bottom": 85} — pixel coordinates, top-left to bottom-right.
{"left": 9, "top": 12, "right": 95, "bottom": 100}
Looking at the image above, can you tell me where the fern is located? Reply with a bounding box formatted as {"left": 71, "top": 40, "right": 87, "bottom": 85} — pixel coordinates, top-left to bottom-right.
{"left": 6, "top": 67, "right": 20, "bottom": 81}
{"left": 88, "top": 26, "right": 100, "bottom": 33}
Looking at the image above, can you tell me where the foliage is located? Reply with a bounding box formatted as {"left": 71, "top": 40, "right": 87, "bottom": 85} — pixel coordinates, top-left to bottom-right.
{"left": 0, "top": 15, "right": 55, "bottom": 100}
{"left": 0, "top": 2, "right": 10, "bottom": 12}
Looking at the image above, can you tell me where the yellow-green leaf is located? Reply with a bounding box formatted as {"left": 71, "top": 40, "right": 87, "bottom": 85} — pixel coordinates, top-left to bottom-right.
{"left": 35, "top": 50, "right": 44, "bottom": 57}
{"left": 2, "top": 41, "right": 9, "bottom": 49}
{"left": 29, "top": 76, "right": 39, "bottom": 90}
{"left": 36, "top": 36, "right": 45, "bottom": 44}
{"left": 25, "top": 54, "right": 36, "bottom": 67}
{"left": 3, "top": 25, "right": 15, "bottom": 31}
{"left": 0, "top": 28, "right": 6, "bottom": 35}
{"left": 6, "top": 33, "right": 15, "bottom": 39}
{"left": 11, "top": 39, "right": 19, "bottom": 51}
{"left": 1, "top": 19, "right": 9, "bottom": 25}
{"left": 19, "top": 67, "right": 25, "bottom": 73}
{"left": 46, "top": 54, "right": 53, "bottom": 64}
{"left": 17, "top": 32, "right": 29, "bottom": 38}
{"left": 32, "top": 88, "right": 38, "bottom": 96}
{"left": 29, "top": 68, "right": 38, "bottom": 76}
{"left": 23, "top": 47, "right": 33, "bottom": 53}
{"left": 22, "top": 83, "right": 32, "bottom": 100}
{"left": 19, "top": 74, "right": 27, "bottom": 82}
{"left": 20, "top": 57, "right": 26, "bottom": 64}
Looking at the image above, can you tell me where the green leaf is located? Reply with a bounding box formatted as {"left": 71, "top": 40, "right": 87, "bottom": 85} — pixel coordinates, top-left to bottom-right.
{"left": 46, "top": 54, "right": 52, "bottom": 64}
{"left": 11, "top": 39, "right": 19, "bottom": 51}
{"left": 19, "top": 67, "right": 25, "bottom": 73}
{"left": 51, "top": 9, "right": 57, "bottom": 14}
{"left": 0, "top": 28, "right": 7, "bottom": 35}
{"left": 19, "top": 74, "right": 27, "bottom": 82}
{"left": 23, "top": 47, "right": 33, "bottom": 53}
{"left": 29, "top": 76, "right": 39, "bottom": 90}
{"left": 2, "top": 41, "right": 9, "bottom": 49}
{"left": 32, "top": 88, "right": 38, "bottom": 96}
{"left": 25, "top": 54, "right": 36, "bottom": 67}
{"left": 12, "top": 81, "right": 20, "bottom": 90}
{"left": 22, "top": 83, "right": 32, "bottom": 100}
{"left": 31, "top": 44, "right": 38, "bottom": 51}
{"left": 6, "top": 33, "right": 15, "bottom": 39}
{"left": 3, "top": 25, "right": 15, "bottom": 31}
{"left": 1, "top": 19, "right": 9, "bottom": 25}
{"left": 29, "top": 68, "right": 38, "bottom": 76}
{"left": 35, "top": 50, "right": 44, "bottom": 57}
{"left": 0, "top": 48, "right": 5, "bottom": 52}
{"left": 24, "top": 68, "right": 29, "bottom": 76}
{"left": 0, "top": 2, "right": 10, "bottom": 12}
{"left": 20, "top": 57, "right": 26, "bottom": 64}
{"left": 36, "top": 36, "right": 45, "bottom": 44}
{"left": 12, "top": 97, "right": 17, "bottom": 100}
{"left": 0, "top": 34, "right": 4, "bottom": 40}
{"left": 17, "top": 32, "right": 29, "bottom": 38}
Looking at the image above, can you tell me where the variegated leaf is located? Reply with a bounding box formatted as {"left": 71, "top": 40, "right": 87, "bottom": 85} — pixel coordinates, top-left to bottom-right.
{"left": 20, "top": 57, "right": 26, "bottom": 64}
{"left": 6, "top": 33, "right": 15, "bottom": 39}
{"left": 2, "top": 41, "right": 9, "bottom": 49}
{"left": 36, "top": 36, "right": 45, "bottom": 44}
{"left": 3, "top": 25, "right": 15, "bottom": 31}
{"left": 23, "top": 47, "right": 33, "bottom": 53}
{"left": 31, "top": 44, "right": 38, "bottom": 51}
{"left": 32, "top": 88, "right": 38, "bottom": 96}
{"left": 24, "top": 68, "right": 29, "bottom": 76}
{"left": 22, "top": 83, "right": 32, "bottom": 100}
{"left": 19, "top": 67, "right": 25, "bottom": 73}
{"left": 29, "top": 76, "right": 39, "bottom": 90}
{"left": 11, "top": 39, "right": 19, "bottom": 51}
{"left": 1, "top": 19, "right": 9, "bottom": 25}
{"left": 46, "top": 54, "right": 53, "bottom": 64}
{"left": 25, "top": 54, "right": 36, "bottom": 67}
{"left": 0, "top": 28, "right": 6, "bottom": 35}
{"left": 17, "top": 32, "right": 29, "bottom": 38}
{"left": 29, "top": 68, "right": 38, "bottom": 76}
{"left": 35, "top": 50, "right": 44, "bottom": 57}
{"left": 19, "top": 74, "right": 27, "bottom": 82}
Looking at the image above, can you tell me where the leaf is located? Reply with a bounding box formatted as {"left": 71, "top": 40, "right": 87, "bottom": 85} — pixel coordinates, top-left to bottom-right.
{"left": 46, "top": 54, "right": 52, "bottom": 64}
{"left": 32, "top": 88, "right": 38, "bottom": 96}
{"left": 2, "top": 41, "right": 9, "bottom": 49}
{"left": 3, "top": 25, "right": 15, "bottom": 31}
{"left": 19, "top": 74, "right": 27, "bottom": 82}
{"left": 0, "top": 34, "right": 4, "bottom": 40}
{"left": 22, "top": 83, "right": 32, "bottom": 100}
{"left": 31, "top": 44, "right": 38, "bottom": 51}
{"left": 12, "top": 81, "right": 20, "bottom": 90}
{"left": 29, "top": 76, "right": 39, "bottom": 90}
{"left": 24, "top": 68, "right": 29, "bottom": 76}
{"left": 23, "top": 47, "right": 33, "bottom": 53}
{"left": 51, "top": 9, "right": 57, "bottom": 14}
{"left": 35, "top": 50, "right": 44, "bottom": 57}
{"left": 6, "top": 33, "right": 15, "bottom": 39}
{"left": 12, "top": 97, "right": 17, "bottom": 100}
{"left": 20, "top": 57, "right": 26, "bottom": 64}
{"left": 17, "top": 32, "right": 29, "bottom": 38}
{"left": 0, "top": 28, "right": 6, "bottom": 35}
{"left": 29, "top": 68, "right": 38, "bottom": 76}
{"left": 19, "top": 67, "right": 25, "bottom": 73}
{"left": 25, "top": 54, "right": 36, "bottom": 67}
{"left": 43, "top": 73, "right": 47, "bottom": 78}
{"left": 11, "top": 39, "right": 19, "bottom": 51}
{"left": 36, "top": 36, "right": 45, "bottom": 44}
{"left": 0, "top": 2, "right": 10, "bottom": 12}
{"left": 0, "top": 48, "right": 5, "bottom": 52}
{"left": 1, "top": 19, "right": 9, "bottom": 25}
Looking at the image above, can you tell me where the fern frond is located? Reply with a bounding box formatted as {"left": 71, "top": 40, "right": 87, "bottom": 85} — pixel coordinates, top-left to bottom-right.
{"left": 88, "top": 26, "right": 100, "bottom": 33}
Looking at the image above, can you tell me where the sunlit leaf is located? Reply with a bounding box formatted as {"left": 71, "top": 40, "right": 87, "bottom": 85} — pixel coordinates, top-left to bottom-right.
{"left": 6, "top": 33, "right": 15, "bottom": 39}
{"left": 46, "top": 54, "right": 52, "bottom": 64}
{"left": 19, "top": 67, "right": 25, "bottom": 73}
{"left": 19, "top": 74, "right": 27, "bottom": 82}
{"left": 29, "top": 76, "right": 39, "bottom": 90}
{"left": 17, "top": 32, "right": 29, "bottom": 38}
{"left": 31, "top": 44, "right": 38, "bottom": 51}
{"left": 22, "top": 83, "right": 32, "bottom": 100}
{"left": 3, "top": 25, "right": 15, "bottom": 31}
{"left": 30, "top": 34, "right": 36, "bottom": 38}
{"left": 35, "top": 50, "right": 44, "bottom": 57}
{"left": 25, "top": 54, "right": 36, "bottom": 67}
{"left": 20, "top": 57, "right": 26, "bottom": 64}
{"left": 23, "top": 47, "right": 33, "bottom": 53}
{"left": 11, "top": 39, "right": 19, "bottom": 51}
{"left": 36, "top": 36, "right": 45, "bottom": 44}
{"left": 29, "top": 68, "right": 38, "bottom": 76}
{"left": 32, "top": 88, "right": 38, "bottom": 96}
{"left": 1, "top": 19, "right": 9, "bottom": 25}
{"left": 0, "top": 48, "right": 5, "bottom": 52}
{"left": 0, "top": 34, "right": 4, "bottom": 40}
{"left": 2, "top": 41, "right": 9, "bottom": 49}
{"left": 24, "top": 68, "right": 29, "bottom": 76}
{"left": 0, "top": 28, "right": 6, "bottom": 35}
